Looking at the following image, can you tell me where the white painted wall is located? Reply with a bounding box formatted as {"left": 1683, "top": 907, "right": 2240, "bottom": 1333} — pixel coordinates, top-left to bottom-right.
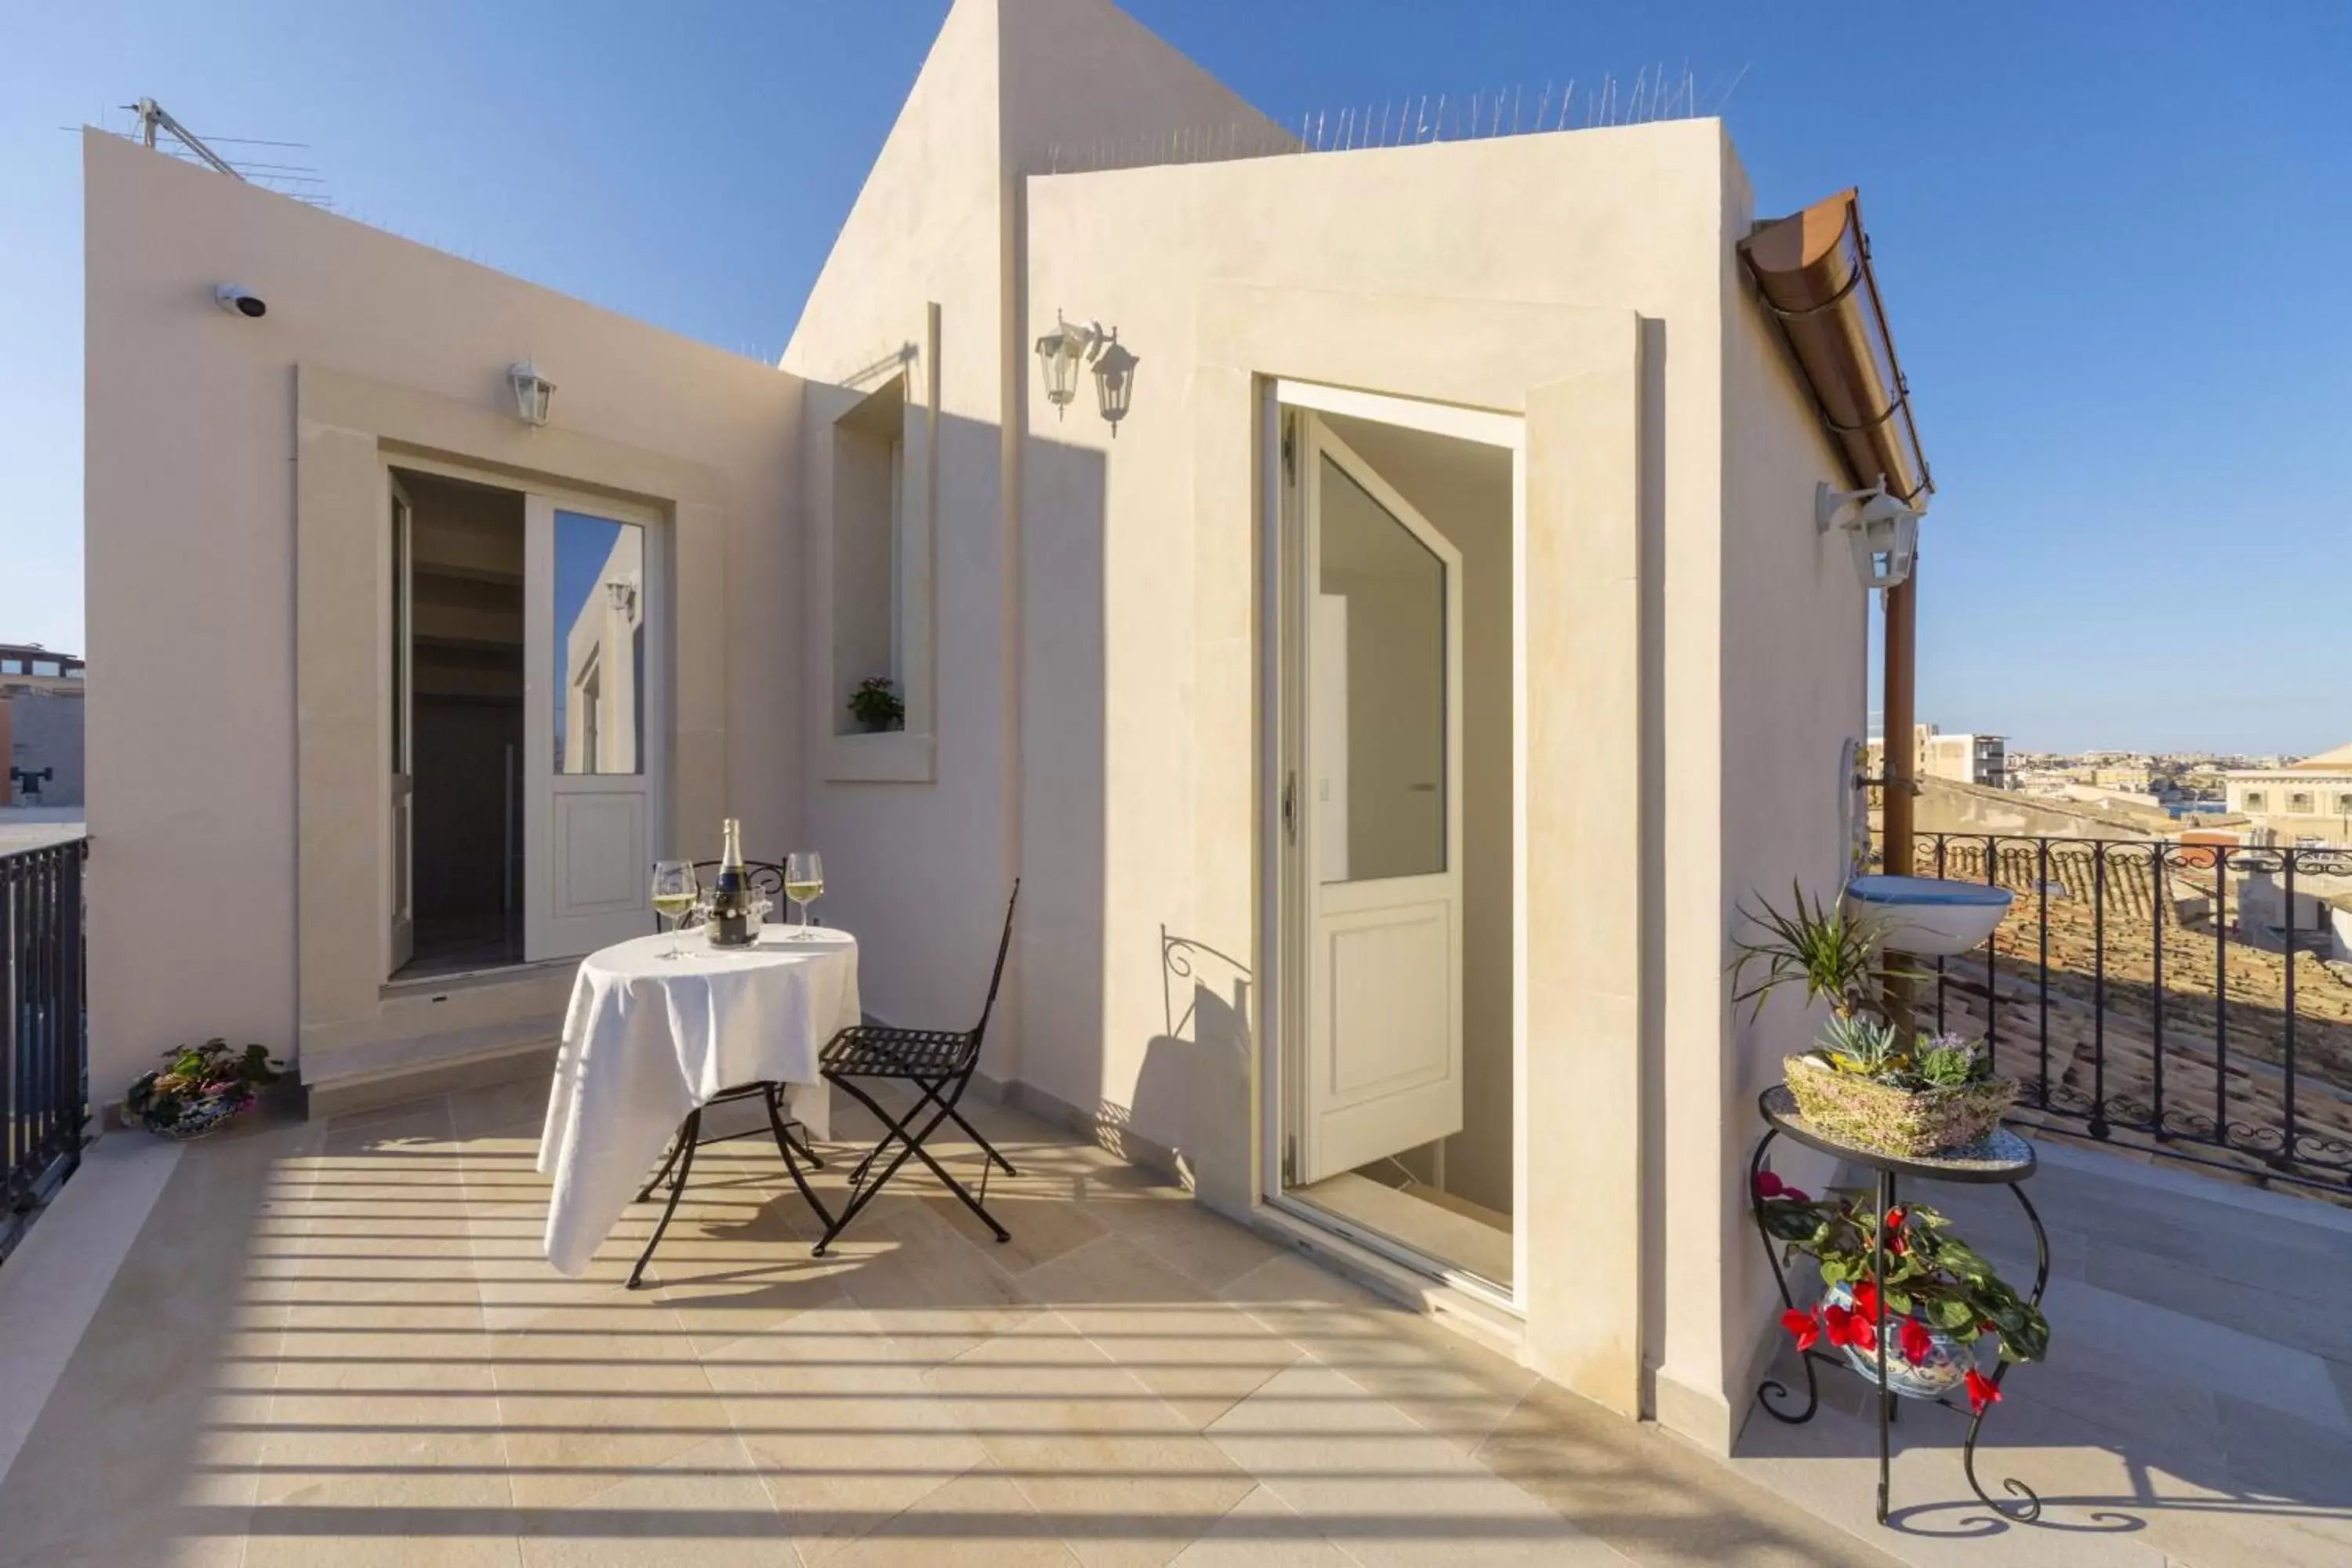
{"left": 784, "top": 0, "right": 1287, "bottom": 1068}
{"left": 1695, "top": 144, "right": 1872, "bottom": 1446}
{"left": 83, "top": 132, "right": 801, "bottom": 1099}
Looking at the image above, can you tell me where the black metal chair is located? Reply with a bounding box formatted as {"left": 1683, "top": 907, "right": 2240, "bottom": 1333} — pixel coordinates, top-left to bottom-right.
{"left": 811, "top": 880, "right": 1021, "bottom": 1257}
{"left": 626, "top": 856, "right": 826, "bottom": 1290}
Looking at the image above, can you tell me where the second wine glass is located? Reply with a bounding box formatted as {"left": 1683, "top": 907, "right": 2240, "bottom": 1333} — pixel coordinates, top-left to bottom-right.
{"left": 783, "top": 851, "right": 823, "bottom": 938}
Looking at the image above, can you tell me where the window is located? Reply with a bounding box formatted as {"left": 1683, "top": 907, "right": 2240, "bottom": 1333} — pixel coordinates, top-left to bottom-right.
{"left": 0, "top": 659, "right": 18, "bottom": 674}
{"left": 825, "top": 363, "right": 935, "bottom": 782}
{"left": 2245, "top": 791, "right": 2267, "bottom": 811}
{"left": 2336, "top": 794, "right": 2352, "bottom": 816}
{"left": 2288, "top": 793, "right": 2314, "bottom": 814}
{"left": 30, "top": 661, "right": 59, "bottom": 677}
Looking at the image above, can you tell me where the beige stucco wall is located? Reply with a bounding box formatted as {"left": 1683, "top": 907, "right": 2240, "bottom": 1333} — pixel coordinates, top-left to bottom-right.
{"left": 1668, "top": 147, "right": 1870, "bottom": 1450}
{"left": 1010, "top": 118, "right": 1838, "bottom": 1424}
{"left": 83, "top": 131, "right": 800, "bottom": 1100}
{"left": 782, "top": 0, "right": 1284, "bottom": 1066}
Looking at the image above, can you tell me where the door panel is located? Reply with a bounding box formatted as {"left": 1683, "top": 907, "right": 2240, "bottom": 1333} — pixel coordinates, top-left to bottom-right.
{"left": 387, "top": 475, "right": 415, "bottom": 975}
{"left": 525, "top": 497, "right": 663, "bottom": 959}
{"left": 1298, "top": 417, "right": 1465, "bottom": 1183}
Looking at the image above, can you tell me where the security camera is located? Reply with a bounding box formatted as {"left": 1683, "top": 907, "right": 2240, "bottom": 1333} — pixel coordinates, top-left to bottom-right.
{"left": 215, "top": 285, "right": 267, "bottom": 319}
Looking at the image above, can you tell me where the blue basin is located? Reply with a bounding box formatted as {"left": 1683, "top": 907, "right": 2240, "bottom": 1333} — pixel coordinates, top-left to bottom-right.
{"left": 1844, "top": 875, "right": 2013, "bottom": 956}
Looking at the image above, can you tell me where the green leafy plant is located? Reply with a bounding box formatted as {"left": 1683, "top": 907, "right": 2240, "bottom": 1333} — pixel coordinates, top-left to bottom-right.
{"left": 1756, "top": 1172, "right": 2049, "bottom": 1410}
{"left": 124, "top": 1038, "right": 281, "bottom": 1136}
{"left": 1910, "top": 1032, "right": 1987, "bottom": 1088}
{"left": 1730, "top": 881, "right": 1915, "bottom": 1024}
{"left": 848, "top": 675, "right": 905, "bottom": 732}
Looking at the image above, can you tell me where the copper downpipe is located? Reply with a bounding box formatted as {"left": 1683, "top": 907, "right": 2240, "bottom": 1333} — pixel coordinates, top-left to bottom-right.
{"left": 1740, "top": 187, "right": 1933, "bottom": 884}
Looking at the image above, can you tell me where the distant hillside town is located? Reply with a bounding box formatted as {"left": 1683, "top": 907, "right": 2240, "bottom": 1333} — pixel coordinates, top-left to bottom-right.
{"left": 1870, "top": 722, "right": 2352, "bottom": 848}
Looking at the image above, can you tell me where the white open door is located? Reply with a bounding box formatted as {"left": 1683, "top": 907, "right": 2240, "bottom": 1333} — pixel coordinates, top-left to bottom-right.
{"left": 524, "top": 496, "right": 663, "bottom": 960}
{"left": 387, "top": 474, "right": 416, "bottom": 975}
{"left": 1298, "top": 416, "right": 1465, "bottom": 1184}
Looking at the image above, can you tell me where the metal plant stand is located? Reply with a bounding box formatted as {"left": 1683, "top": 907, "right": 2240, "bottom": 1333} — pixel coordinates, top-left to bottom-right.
{"left": 1749, "top": 1085, "right": 2049, "bottom": 1526}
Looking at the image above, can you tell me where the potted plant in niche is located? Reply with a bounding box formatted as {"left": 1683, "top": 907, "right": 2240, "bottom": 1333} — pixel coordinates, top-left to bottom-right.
{"left": 1732, "top": 883, "right": 2013, "bottom": 1156}
{"left": 848, "top": 675, "right": 905, "bottom": 734}
{"left": 1755, "top": 1172, "right": 2049, "bottom": 1411}
{"left": 124, "top": 1038, "right": 283, "bottom": 1140}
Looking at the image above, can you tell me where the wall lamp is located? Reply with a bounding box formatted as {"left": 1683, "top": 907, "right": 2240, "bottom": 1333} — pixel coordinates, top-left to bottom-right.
{"left": 1817, "top": 477, "right": 1923, "bottom": 590}
{"left": 1034, "top": 312, "right": 1140, "bottom": 436}
{"left": 508, "top": 360, "right": 555, "bottom": 427}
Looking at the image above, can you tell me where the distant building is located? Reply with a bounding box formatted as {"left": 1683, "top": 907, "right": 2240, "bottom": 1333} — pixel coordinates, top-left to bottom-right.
{"left": 2226, "top": 741, "right": 2352, "bottom": 845}
{"left": 2, "top": 642, "right": 88, "bottom": 807}
{"left": 1871, "top": 724, "right": 2007, "bottom": 790}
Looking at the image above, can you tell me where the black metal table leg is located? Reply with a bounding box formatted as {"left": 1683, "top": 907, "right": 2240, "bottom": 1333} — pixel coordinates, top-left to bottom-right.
{"left": 1748, "top": 1128, "right": 1824, "bottom": 1424}
{"left": 1958, "top": 1183, "right": 2049, "bottom": 1523}
{"left": 1875, "top": 1170, "right": 1895, "bottom": 1525}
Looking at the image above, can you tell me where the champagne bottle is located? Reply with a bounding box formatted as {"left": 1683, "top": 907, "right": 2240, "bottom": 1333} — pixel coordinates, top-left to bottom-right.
{"left": 712, "top": 818, "right": 750, "bottom": 947}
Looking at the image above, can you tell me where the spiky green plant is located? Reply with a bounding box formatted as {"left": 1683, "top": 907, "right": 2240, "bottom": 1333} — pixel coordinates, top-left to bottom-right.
{"left": 1730, "top": 882, "right": 1913, "bottom": 1024}
{"left": 1814, "top": 1012, "right": 1904, "bottom": 1076}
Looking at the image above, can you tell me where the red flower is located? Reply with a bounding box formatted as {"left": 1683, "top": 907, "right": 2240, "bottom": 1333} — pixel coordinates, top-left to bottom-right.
{"left": 1823, "top": 1303, "right": 1877, "bottom": 1354}
{"left": 1981, "top": 1321, "right": 1998, "bottom": 1334}
{"left": 1781, "top": 1308, "right": 1820, "bottom": 1351}
{"left": 1851, "top": 1278, "right": 1882, "bottom": 1323}
{"left": 1965, "top": 1368, "right": 2003, "bottom": 1414}
{"left": 1882, "top": 1207, "right": 1908, "bottom": 1254}
{"left": 1899, "top": 1316, "right": 1934, "bottom": 1366}
{"left": 1755, "top": 1170, "right": 1784, "bottom": 1199}
{"left": 1884, "top": 1206, "right": 1905, "bottom": 1229}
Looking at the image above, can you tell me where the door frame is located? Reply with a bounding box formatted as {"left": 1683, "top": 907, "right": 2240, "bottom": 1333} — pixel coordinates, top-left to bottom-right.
{"left": 1260, "top": 376, "right": 1529, "bottom": 1312}
{"left": 377, "top": 452, "right": 670, "bottom": 978}
{"left": 386, "top": 473, "right": 416, "bottom": 978}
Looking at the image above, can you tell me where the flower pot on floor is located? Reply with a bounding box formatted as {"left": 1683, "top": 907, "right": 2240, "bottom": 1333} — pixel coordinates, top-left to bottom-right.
{"left": 1781, "top": 1054, "right": 2013, "bottom": 1157}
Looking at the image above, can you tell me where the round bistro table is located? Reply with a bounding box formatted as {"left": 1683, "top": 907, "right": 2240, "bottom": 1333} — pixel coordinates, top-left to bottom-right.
{"left": 1748, "top": 1084, "right": 2049, "bottom": 1526}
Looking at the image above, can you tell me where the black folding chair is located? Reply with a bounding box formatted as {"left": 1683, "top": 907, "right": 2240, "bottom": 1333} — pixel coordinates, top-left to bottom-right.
{"left": 626, "top": 1080, "right": 836, "bottom": 1289}
{"left": 811, "top": 880, "right": 1021, "bottom": 1257}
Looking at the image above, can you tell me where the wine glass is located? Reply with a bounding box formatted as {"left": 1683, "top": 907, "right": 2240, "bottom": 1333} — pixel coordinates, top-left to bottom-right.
{"left": 651, "top": 861, "right": 699, "bottom": 958}
{"left": 784, "top": 851, "right": 824, "bottom": 938}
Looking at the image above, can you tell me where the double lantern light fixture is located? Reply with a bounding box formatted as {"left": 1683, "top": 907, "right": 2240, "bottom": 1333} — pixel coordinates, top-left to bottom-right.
{"left": 1033, "top": 313, "right": 1138, "bottom": 436}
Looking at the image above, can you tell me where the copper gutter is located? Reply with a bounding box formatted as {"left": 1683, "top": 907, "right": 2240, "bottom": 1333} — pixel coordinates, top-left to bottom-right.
{"left": 1740, "top": 189, "right": 1933, "bottom": 888}
{"left": 1738, "top": 188, "right": 1932, "bottom": 507}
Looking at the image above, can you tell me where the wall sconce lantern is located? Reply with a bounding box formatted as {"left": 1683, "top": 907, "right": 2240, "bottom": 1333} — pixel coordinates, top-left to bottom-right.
{"left": 1033, "top": 314, "right": 1096, "bottom": 418}
{"left": 1034, "top": 313, "right": 1138, "bottom": 434}
{"left": 1091, "top": 329, "right": 1138, "bottom": 437}
{"left": 1817, "top": 477, "right": 1922, "bottom": 591}
{"left": 507, "top": 360, "right": 555, "bottom": 427}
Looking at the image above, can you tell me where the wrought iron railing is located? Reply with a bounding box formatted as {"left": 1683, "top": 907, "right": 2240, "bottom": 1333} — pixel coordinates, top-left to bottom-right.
{"left": 1906, "top": 831, "right": 2352, "bottom": 1193}
{"left": 3, "top": 837, "right": 88, "bottom": 1259}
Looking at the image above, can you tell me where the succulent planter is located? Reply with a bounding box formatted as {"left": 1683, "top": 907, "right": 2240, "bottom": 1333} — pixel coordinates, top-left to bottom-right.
{"left": 1782, "top": 1054, "right": 2013, "bottom": 1156}
{"left": 1819, "top": 1279, "right": 1969, "bottom": 1401}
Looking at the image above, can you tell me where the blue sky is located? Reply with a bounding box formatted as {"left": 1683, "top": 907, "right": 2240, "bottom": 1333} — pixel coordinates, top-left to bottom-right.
{"left": 3, "top": 1, "right": 2346, "bottom": 753}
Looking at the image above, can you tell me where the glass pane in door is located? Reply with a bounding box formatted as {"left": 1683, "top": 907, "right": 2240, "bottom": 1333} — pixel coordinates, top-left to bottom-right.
{"left": 552, "top": 511, "right": 645, "bottom": 775}
{"left": 1317, "top": 456, "right": 1446, "bottom": 883}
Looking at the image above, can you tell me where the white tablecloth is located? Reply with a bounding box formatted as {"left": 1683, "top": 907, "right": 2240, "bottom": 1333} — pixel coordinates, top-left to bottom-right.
{"left": 539, "top": 926, "right": 860, "bottom": 1275}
